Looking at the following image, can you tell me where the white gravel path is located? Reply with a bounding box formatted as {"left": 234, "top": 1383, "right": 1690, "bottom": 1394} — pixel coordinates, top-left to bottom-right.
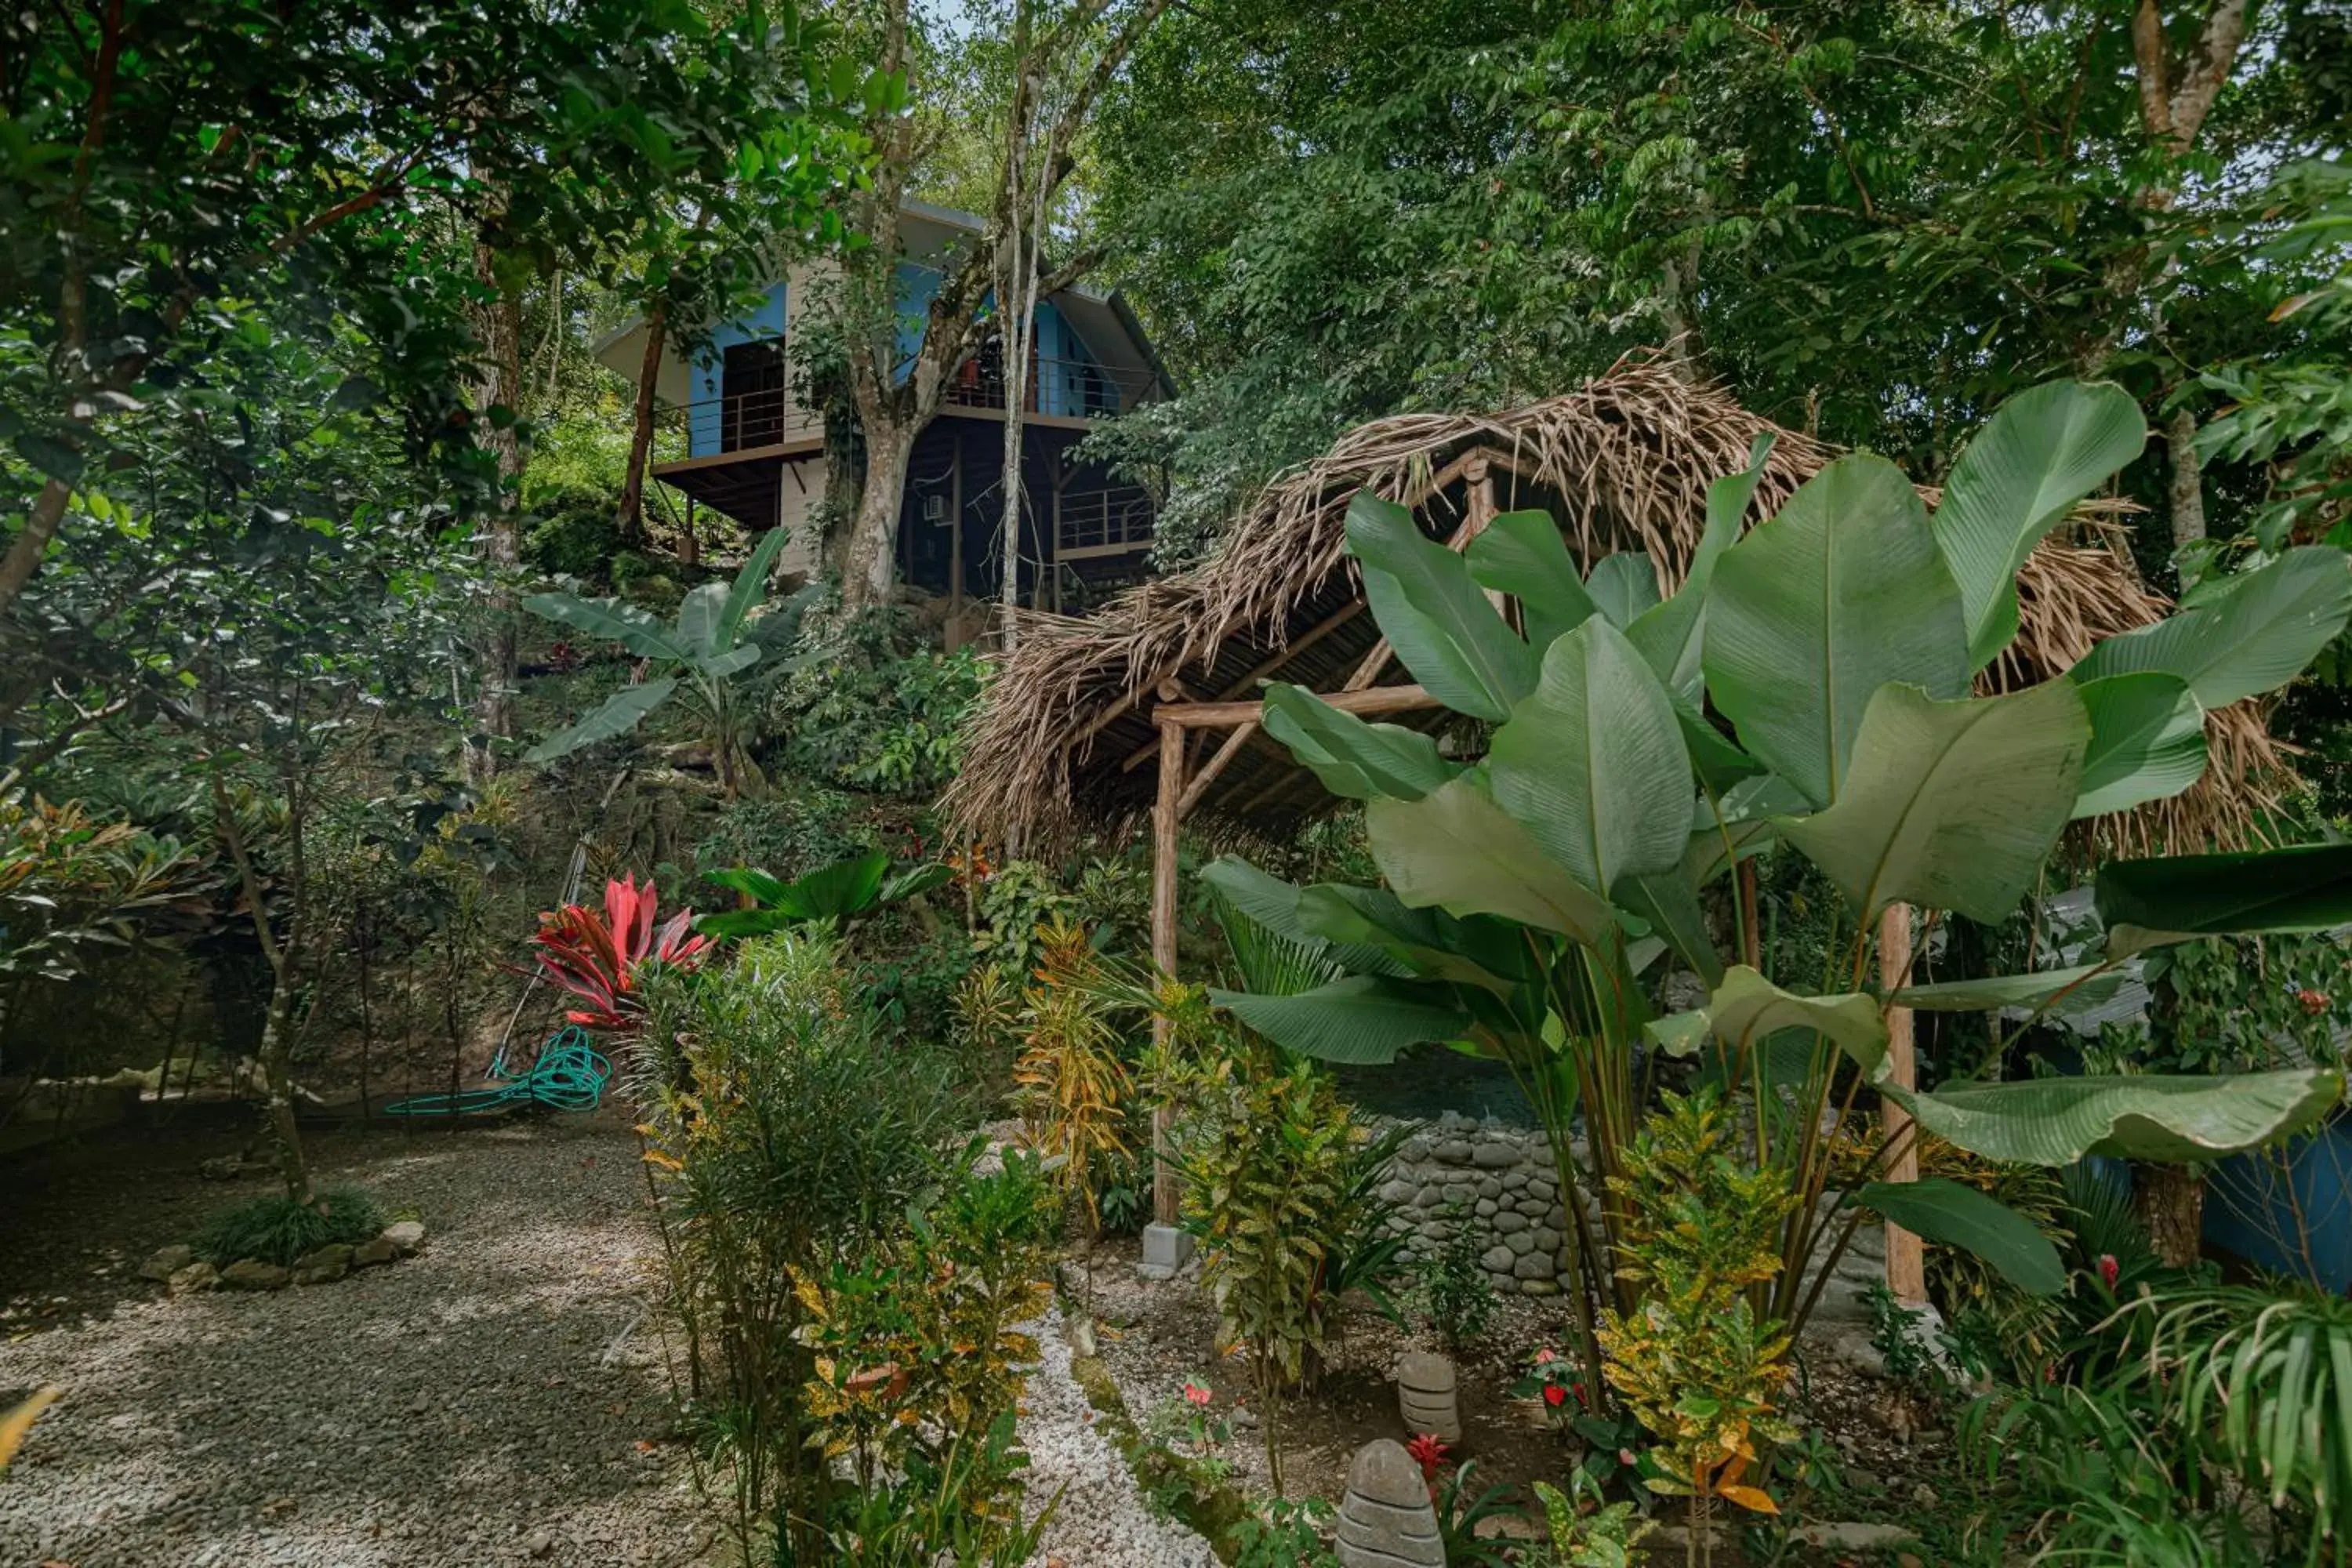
{"left": 0, "top": 1120, "right": 709, "bottom": 1568}
{"left": 1019, "top": 1305, "right": 1215, "bottom": 1568}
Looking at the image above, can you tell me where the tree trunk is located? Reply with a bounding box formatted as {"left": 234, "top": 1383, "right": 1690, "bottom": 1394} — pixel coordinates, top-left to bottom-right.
{"left": 2136, "top": 1161, "right": 2205, "bottom": 1269}
{"left": 469, "top": 234, "right": 525, "bottom": 781}
{"left": 254, "top": 939, "right": 314, "bottom": 1204}
{"left": 2165, "top": 405, "right": 2207, "bottom": 551}
{"left": 841, "top": 422, "right": 911, "bottom": 609}
{"left": 619, "top": 301, "right": 667, "bottom": 548}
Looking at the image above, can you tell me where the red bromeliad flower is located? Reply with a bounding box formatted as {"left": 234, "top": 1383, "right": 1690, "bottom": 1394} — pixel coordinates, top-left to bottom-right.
{"left": 531, "top": 875, "right": 710, "bottom": 1033}
{"left": 2098, "top": 1253, "right": 2120, "bottom": 1290}
{"left": 1406, "top": 1432, "right": 1452, "bottom": 1486}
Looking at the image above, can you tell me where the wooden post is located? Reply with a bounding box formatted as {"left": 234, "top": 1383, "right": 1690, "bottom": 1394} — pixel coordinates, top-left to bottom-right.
{"left": 1878, "top": 902, "right": 1927, "bottom": 1305}
{"left": 1150, "top": 712, "right": 1185, "bottom": 1226}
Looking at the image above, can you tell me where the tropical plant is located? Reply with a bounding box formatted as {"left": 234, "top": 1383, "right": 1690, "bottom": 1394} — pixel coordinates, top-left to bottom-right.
{"left": 1414, "top": 1197, "right": 1500, "bottom": 1352}
{"left": 529, "top": 873, "right": 710, "bottom": 1033}
{"left": 1174, "top": 1045, "right": 1406, "bottom": 1494}
{"left": 1010, "top": 917, "right": 1134, "bottom": 1229}
{"left": 1225, "top": 1496, "right": 1339, "bottom": 1568}
{"left": 696, "top": 850, "right": 954, "bottom": 939}
{"left": 1205, "top": 379, "right": 2352, "bottom": 1409}
{"left": 2154, "top": 1280, "right": 2352, "bottom": 1555}
{"left": 1432, "top": 1457, "right": 1519, "bottom": 1567}
{"left": 525, "top": 528, "right": 815, "bottom": 797}
{"left": 1596, "top": 1092, "right": 1796, "bottom": 1560}
{"left": 632, "top": 935, "right": 960, "bottom": 1563}
{"left": 1530, "top": 1470, "right": 1656, "bottom": 1568}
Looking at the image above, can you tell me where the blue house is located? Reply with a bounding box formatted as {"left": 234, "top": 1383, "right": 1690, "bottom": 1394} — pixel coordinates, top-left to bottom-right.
{"left": 594, "top": 200, "right": 1172, "bottom": 639}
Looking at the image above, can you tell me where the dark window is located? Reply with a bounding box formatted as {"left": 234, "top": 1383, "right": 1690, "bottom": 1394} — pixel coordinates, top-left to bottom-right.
{"left": 720, "top": 337, "right": 786, "bottom": 451}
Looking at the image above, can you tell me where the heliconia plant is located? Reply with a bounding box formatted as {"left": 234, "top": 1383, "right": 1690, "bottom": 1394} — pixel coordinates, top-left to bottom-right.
{"left": 1204, "top": 378, "right": 2352, "bottom": 1410}
{"left": 530, "top": 874, "right": 711, "bottom": 1032}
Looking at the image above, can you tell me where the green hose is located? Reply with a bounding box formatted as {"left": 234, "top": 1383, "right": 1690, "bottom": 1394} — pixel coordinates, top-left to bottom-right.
{"left": 381, "top": 1024, "right": 612, "bottom": 1117}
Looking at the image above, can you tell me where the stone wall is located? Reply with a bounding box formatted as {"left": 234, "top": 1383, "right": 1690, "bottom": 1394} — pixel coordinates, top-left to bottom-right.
{"left": 1375, "top": 1112, "right": 1577, "bottom": 1296}
{"left": 1374, "top": 1110, "right": 1891, "bottom": 1310}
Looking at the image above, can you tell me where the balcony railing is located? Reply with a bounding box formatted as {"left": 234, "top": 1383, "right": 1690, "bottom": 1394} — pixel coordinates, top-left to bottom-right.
{"left": 942, "top": 354, "right": 1162, "bottom": 419}
{"left": 661, "top": 388, "right": 824, "bottom": 459}
{"left": 1056, "top": 485, "right": 1156, "bottom": 557}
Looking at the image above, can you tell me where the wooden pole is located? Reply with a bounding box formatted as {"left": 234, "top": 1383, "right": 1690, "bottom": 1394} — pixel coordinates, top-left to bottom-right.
{"left": 1878, "top": 901, "right": 1927, "bottom": 1305}
{"left": 1150, "top": 713, "right": 1185, "bottom": 1226}
{"left": 1153, "top": 682, "right": 1439, "bottom": 728}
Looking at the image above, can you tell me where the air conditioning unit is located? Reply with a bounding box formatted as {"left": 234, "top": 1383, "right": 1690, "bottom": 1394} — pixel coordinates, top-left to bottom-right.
{"left": 921, "top": 493, "right": 953, "bottom": 526}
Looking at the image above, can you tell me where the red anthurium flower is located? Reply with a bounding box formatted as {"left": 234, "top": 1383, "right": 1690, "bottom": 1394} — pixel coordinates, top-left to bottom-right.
{"left": 1543, "top": 1384, "right": 1567, "bottom": 1407}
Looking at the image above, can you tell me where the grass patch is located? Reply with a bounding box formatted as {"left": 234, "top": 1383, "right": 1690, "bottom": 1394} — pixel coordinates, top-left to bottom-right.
{"left": 196, "top": 1183, "right": 387, "bottom": 1267}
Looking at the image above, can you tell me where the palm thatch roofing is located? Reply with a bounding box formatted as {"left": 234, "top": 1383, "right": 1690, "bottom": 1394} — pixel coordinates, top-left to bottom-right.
{"left": 945, "top": 360, "right": 2285, "bottom": 852}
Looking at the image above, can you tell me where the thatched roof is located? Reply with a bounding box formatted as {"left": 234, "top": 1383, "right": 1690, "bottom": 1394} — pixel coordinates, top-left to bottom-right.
{"left": 945, "top": 361, "right": 2285, "bottom": 853}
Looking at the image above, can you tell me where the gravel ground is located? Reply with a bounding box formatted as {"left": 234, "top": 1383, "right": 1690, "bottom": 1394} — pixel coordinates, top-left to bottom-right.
{"left": 0, "top": 1118, "right": 710, "bottom": 1568}
{"left": 1018, "top": 1305, "right": 1214, "bottom": 1568}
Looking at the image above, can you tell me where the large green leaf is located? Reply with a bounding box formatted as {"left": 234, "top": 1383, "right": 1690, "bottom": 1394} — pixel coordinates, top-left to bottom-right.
{"left": 1933, "top": 381, "right": 2147, "bottom": 670}
{"left": 1261, "top": 683, "right": 1458, "bottom": 801}
{"left": 1617, "top": 869, "right": 1724, "bottom": 985}
{"left": 1780, "top": 681, "right": 2088, "bottom": 924}
{"left": 522, "top": 592, "right": 690, "bottom": 662}
{"left": 1465, "top": 509, "right": 1599, "bottom": 652}
{"left": 1858, "top": 1178, "right": 2066, "bottom": 1295}
{"left": 1294, "top": 884, "right": 1523, "bottom": 988}
{"left": 2071, "top": 672, "right": 2208, "bottom": 819}
{"left": 1700, "top": 964, "right": 1889, "bottom": 1080}
{"left": 1888, "top": 1070, "right": 2345, "bottom": 1165}
{"left": 1705, "top": 455, "right": 1969, "bottom": 807}
{"left": 2096, "top": 842, "right": 2352, "bottom": 957}
{"left": 705, "top": 866, "right": 791, "bottom": 906}
{"left": 677, "top": 581, "right": 730, "bottom": 659}
{"left": 2071, "top": 547, "right": 2352, "bottom": 709}
{"left": 1488, "top": 618, "right": 1691, "bottom": 895}
{"left": 1584, "top": 554, "right": 1661, "bottom": 628}
{"left": 717, "top": 525, "right": 793, "bottom": 648}
{"left": 1210, "top": 975, "right": 1473, "bottom": 1065}
{"left": 1893, "top": 963, "right": 2122, "bottom": 1015}
{"left": 1366, "top": 775, "right": 1617, "bottom": 944}
{"left": 1199, "top": 858, "right": 1409, "bottom": 978}
{"left": 778, "top": 850, "right": 891, "bottom": 919}
{"left": 1628, "top": 431, "right": 1776, "bottom": 698}
{"left": 1346, "top": 491, "right": 1537, "bottom": 720}
{"left": 878, "top": 862, "right": 956, "bottom": 905}
{"left": 524, "top": 676, "right": 678, "bottom": 762}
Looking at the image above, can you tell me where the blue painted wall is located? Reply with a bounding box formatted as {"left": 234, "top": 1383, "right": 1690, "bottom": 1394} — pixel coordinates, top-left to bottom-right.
{"left": 687, "top": 282, "right": 789, "bottom": 457}
{"left": 687, "top": 269, "right": 1109, "bottom": 457}
{"left": 2204, "top": 1118, "right": 2352, "bottom": 1292}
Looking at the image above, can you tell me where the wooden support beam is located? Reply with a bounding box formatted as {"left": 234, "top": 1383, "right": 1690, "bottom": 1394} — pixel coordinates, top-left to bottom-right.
{"left": 1116, "top": 599, "right": 1368, "bottom": 773}
{"left": 1156, "top": 681, "right": 1439, "bottom": 729}
{"left": 1177, "top": 721, "right": 1257, "bottom": 818}
{"left": 1150, "top": 717, "right": 1185, "bottom": 1228}
{"left": 1879, "top": 901, "right": 1927, "bottom": 1305}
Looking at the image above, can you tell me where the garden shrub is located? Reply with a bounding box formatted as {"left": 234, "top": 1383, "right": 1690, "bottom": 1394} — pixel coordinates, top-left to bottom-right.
{"left": 519, "top": 483, "right": 624, "bottom": 584}
{"left": 196, "top": 1183, "right": 387, "bottom": 1267}
{"left": 1414, "top": 1197, "right": 1498, "bottom": 1352}
{"left": 760, "top": 606, "right": 985, "bottom": 799}
{"left": 691, "top": 786, "right": 871, "bottom": 891}
{"left": 633, "top": 935, "right": 961, "bottom": 1563}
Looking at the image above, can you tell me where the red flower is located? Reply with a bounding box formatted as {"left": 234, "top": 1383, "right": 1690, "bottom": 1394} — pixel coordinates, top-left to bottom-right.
{"left": 1543, "top": 1384, "right": 1567, "bottom": 1407}
{"left": 2097, "top": 1254, "right": 2120, "bottom": 1290}
{"left": 2299, "top": 988, "right": 2330, "bottom": 1015}
{"left": 1406, "top": 1432, "right": 1452, "bottom": 1484}
{"left": 1181, "top": 1383, "right": 1212, "bottom": 1408}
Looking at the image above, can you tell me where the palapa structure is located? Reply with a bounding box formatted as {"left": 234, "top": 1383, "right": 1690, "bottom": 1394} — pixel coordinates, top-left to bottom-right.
{"left": 947, "top": 360, "right": 2283, "bottom": 855}
{"left": 944, "top": 360, "right": 2292, "bottom": 1251}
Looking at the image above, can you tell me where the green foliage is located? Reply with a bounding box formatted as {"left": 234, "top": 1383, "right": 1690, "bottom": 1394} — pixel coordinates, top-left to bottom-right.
{"left": 0, "top": 795, "right": 201, "bottom": 986}
{"left": 1171, "top": 1042, "right": 1409, "bottom": 1493}
{"left": 633, "top": 935, "right": 962, "bottom": 1562}
{"left": 525, "top": 529, "right": 809, "bottom": 797}
{"left": 520, "top": 485, "right": 626, "bottom": 584}
{"left": 2155, "top": 1282, "right": 2352, "bottom": 1531}
{"left": 1225, "top": 1496, "right": 1338, "bottom": 1568}
{"left": 691, "top": 787, "right": 871, "bottom": 891}
{"left": 1413, "top": 1200, "right": 1499, "bottom": 1353}
{"left": 1010, "top": 919, "right": 1134, "bottom": 1230}
{"left": 699, "top": 851, "right": 953, "bottom": 938}
{"left": 1210, "top": 387, "right": 2352, "bottom": 1434}
{"left": 760, "top": 607, "right": 986, "bottom": 799}
{"left": 1597, "top": 1091, "right": 1797, "bottom": 1519}
{"left": 196, "top": 1184, "right": 387, "bottom": 1268}
{"left": 1529, "top": 1470, "right": 1655, "bottom": 1568}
